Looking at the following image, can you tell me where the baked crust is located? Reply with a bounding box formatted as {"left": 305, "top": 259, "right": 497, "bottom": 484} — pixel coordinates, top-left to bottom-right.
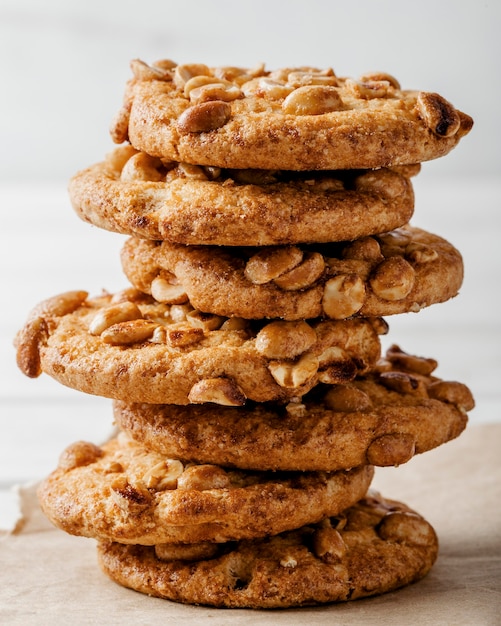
{"left": 96, "top": 491, "right": 438, "bottom": 608}
{"left": 113, "top": 345, "right": 473, "bottom": 471}
{"left": 69, "top": 146, "right": 415, "bottom": 245}
{"left": 37, "top": 432, "right": 373, "bottom": 545}
{"left": 121, "top": 225, "right": 463, "bottom": 320}
{"left": 14, "top": 289, "right": 384, "bottom": 405}
{"left": 112, "top": 59, "right": 473, "bottom": 171}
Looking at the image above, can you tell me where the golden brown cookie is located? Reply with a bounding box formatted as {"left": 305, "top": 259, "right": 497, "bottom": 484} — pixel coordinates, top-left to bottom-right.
{"left": 37, "top": 432, "right": 374, "bottom": 545}
{"left": 111, "top": 59, "right": 473, "bottom": 171}
{"left": 14, "top": 288, "right": 384, "bottom": 405}
{"left": 96, "top": 491, "right": 438, "bottom": 608}
{"left": 113, "top": 345, "right": 474, "bottom": 472}
{"left": 69, "top": 145, "right": 416, "bottom": 246}
{"left": 121, "top": 225, "right": 463, "bottom": 320}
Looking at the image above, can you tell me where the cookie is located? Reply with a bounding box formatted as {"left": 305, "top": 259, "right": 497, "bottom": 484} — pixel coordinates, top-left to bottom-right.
{"left": 113, "top": 344, "right": 474, "bottom": 472}
{"left": 69, "top": 145, "right": 416, "bottom": 246}
{"left": 96, "top": 491, "right": 438, "bottom": 608}
{"left": 14, "top": 288, "right": 384, "bottom": 405}
{"left": 121, "top": 225, "right": 463, "bottom": 321}
{"left": 111, "top": 59, "right": 473, "bottom": 171}
{"left": 37, "top": 432, "right": 374, "bottom": 545}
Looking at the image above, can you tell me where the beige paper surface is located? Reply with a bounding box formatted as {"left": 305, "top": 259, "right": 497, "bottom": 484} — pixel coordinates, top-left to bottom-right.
{"left": 1, "top": 423, "right": 500, "bottom": 625}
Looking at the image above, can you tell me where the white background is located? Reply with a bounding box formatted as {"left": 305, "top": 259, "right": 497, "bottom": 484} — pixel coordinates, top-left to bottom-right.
{"left": 1, "top": 0, "right": 500, "bottom": 523}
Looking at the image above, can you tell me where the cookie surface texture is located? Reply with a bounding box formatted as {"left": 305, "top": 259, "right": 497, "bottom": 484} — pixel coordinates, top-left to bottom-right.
{"left": 96, "top": 491, "right": 438, "bottom": 608}
{"left": 37, "top": 432, "right": 374, "bottom": 545}
{"left": 113, "top": 345, "right": 473, "bottom": 471}
{"left": 112, "top": 59, "right": 472, "bottom": 171}
{"left": 14, "top": 289, "right": 384, "bottom": 404}
{"left": 121, "top": 225, "right": 463, "bottom": 320}
{"left": 69, "top": 146, "right": 415, "bottom": 245}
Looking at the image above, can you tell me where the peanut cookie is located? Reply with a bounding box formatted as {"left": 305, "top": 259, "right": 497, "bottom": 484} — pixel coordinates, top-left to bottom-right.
{"left": 121, "top": 225, "right": 463, "bottom": 320}
{"left": 14, "top": 289, "right": 384, "bottom": 405}
{"left": 97, "top": 491, "right": 438, "bottom": 608}
{"left": 37, "top": 432, "right": 374, "bottom": 545}
{"left": 113, "top": 345, "right": 474, "bottom": 472}
{"left": 111, "top": 59, "right": 473, "bottom": 171}
{"left": 69, "top": 146, "right": 416, "bottom": 246}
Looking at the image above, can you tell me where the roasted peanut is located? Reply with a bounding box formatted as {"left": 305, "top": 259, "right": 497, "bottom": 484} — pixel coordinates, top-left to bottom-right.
{"left": 255, "top": 321, "right": 317, "bottom": 359}
{"left": 245, "top": 246, "right": 303, "bottom": 284}
{"left": 188, "top": 378, "right": 246, "bottom": 406}
{"left": 177, "top": 101, "right": 231, "bottom": 133}
{"left": 273, "top": 252, "right": 325, "bottom": 290}
{"left": 417, "top": 91, "right": 461, "bottom": 137}
{"left": 282, "top": 85, "right": 344, "bottom": 115}
{"left": 101, "top": 319, "right": 159, "bottom": 345}
{"left": 142, "top": 459, "right": 184, "bottom": 490}
{"left": 177, "top": 465, "right": 231, "bottom": 490}
{"left": 322, "top": 274, "right": 366, "bottom": 319}
{"left": 89, "top": 301, "right": 143, "bottom": 335}
{"left": 369, "top": 257, "right": 415, "bottom": 301}
{"left": 323, "top": 385, "right": 372, "bottom": 412}
{"left": 150, "top": 277, "right": 189, "bottom": 305}
{"left": 377, "top": 511, "right": 436, "bottom": 546}
{"left": 268, "top": 353, "right": 319, "bottom": 388}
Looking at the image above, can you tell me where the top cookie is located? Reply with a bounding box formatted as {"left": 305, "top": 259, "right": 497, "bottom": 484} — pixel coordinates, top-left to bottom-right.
{"left": 111, "top": 59, "right": 473, "bottom": 171}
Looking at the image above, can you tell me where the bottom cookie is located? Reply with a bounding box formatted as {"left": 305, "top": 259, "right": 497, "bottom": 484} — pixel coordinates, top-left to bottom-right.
{"left": 97, "top": 491, "right": 438, "bottom": 609}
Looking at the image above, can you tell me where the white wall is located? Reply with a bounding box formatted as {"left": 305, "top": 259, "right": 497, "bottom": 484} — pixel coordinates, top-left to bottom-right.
{"left": 0, "top": 0, "right": 498, "bottom": 182}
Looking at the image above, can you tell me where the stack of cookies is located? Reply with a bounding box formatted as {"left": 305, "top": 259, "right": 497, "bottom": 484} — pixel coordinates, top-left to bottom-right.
{"left": 15, "top": 59, "right": 475, "bottom": 609}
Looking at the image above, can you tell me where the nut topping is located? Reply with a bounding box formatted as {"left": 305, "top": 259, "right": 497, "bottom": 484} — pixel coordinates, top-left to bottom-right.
{"left": 342, "top": 237, "right": 384, "bottom": 262}
{"left": 322, "top": 274, "right": 366, "bottom": 319}
{"left": 177, "top": 464, "right": 231, "bottom": 491}
{"left": 366, "top": 433, "right": 416, "bottom": 466}
{"left": 323, "top": 385, "right": 372, "bottom": 412}
{"left": 287, "top": 69, "right": 338, "bottom": 87}
{"left": 110, "top": 476, "right": 152, "bottom": 511}
{"left": 186, "top": 310, "right": 225, "bottom": 331}
{"left": 89, "top": 301, "right": 143, "bottom": 335}
{"left": 346, "top": 78, "right": 391, "bottom": 99}
{"left": 359, "top": 72, "right": 400, "bottom": 89}
{"left": 244, "top": 246, "right": 303, "bottom": 284}
{"left": 188, "top": 378, "right": 246, "bottom": 406}
{"left": 173, "top": 63, "right": 211, "bottom": 89}
{"left": 273, "top": 252, "right": 325, "bottom": 290}
{"left": 120, "top": 152, "right": 164, "bottom": 182}
{"left": 379, "top": 371, "right": 428, "bottom": 397}
{"left": 177, "top": 100, "right": 231, "bottom": 134}
{"left": 316, "top": 347, "right": 358, "bottom": 384}
{"left": 101, "top": 319, "right": 159, "bottom": 345}
{"left": 186, "top": 79, "right": 242, "bottom": 104}
{"left": 312, "top": 523, "right": 346, "bottom": 562}
{"left": 268, "top": 353, "right": 319, "bottom": 388}
{"left": 165, "top": 325, "right": 205, "bottom": 347}
{"left": 369, "top": 257, "right": 415, "bottom": 301}
{"left": 241, "top": 77, "right": 294, "bottom": 99}
{"left": 58, "top": 441, "right": 103, "bottom": 471}
{"left": 385, "top": 344, "right": 438, "bottom": 376}
{"left": 130, "top": 58, "right": 173, "bottom": 81}
{"left": 377, "top": 511, "right": 436, "bottom": 546}
{"left": 142, "top": 459, "right": 184, "bottom": 490}
{"left": 255, "top": 321, "right": 317, "bottom": 359}
{"left": 417, "top": 91, "right": 461, "bottom": 137}
{"left": 150, "top": 277, "right": 189, "bottom": 305}
{"left": 427, "top": 380, "right": 475, "bottom": 411}
{"left": 282, "top": 85, "right": 344, "bottom": 115}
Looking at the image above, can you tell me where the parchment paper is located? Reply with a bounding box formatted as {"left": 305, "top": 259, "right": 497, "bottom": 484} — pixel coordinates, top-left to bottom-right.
{"left": 1, "top": 423, "right": 500, "bottom": 625}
